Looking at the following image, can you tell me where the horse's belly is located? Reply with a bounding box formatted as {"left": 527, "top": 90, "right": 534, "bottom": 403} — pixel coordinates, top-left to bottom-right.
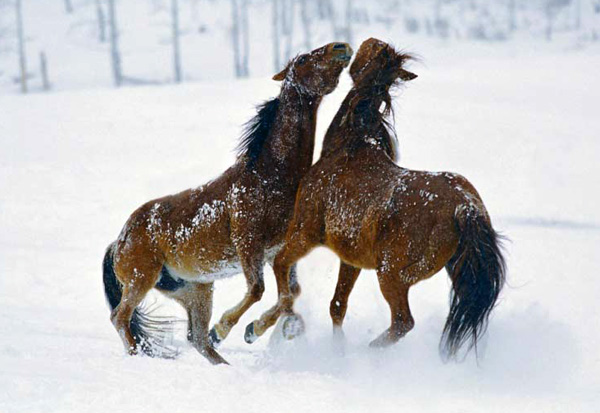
{"left": 164, "top": 260, "right": 243, "bottom": 284}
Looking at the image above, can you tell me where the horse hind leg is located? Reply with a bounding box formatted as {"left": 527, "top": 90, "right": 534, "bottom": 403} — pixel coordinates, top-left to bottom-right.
{"left": 369, "top": 261, "right": 418, "bottom": 348}
{"left": 330, "top": 263, "right": 361, "bottom": 340}
{"left": 111, "top": 261, "right": 163, "bottom": 356}
{"left": 185, "top": 283, "right": 229, "bottom": 365}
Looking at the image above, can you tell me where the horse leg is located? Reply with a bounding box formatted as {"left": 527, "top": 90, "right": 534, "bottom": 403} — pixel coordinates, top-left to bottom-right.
{"left": 164, "top": 282, "right": 228, "bottom": 364}
{"left": 245, "top": 236, "right": 316, "bottom": 343}
{"left": 111, "top": 263, "right": 161, "bottom": 355}
{"left": 369, "top": 266, "right": 414, "bottom": 348}
{"left": 330, "top": 263, "right": 361, "bottom": 340}
{"left": 209, "top": 249, "right": 265, "bottom": 346}
{"left": 186, "top": 283, "right": 229, "bottom": 365}
{"left": 288, "top": 264, "right": 301, "bottom": 298}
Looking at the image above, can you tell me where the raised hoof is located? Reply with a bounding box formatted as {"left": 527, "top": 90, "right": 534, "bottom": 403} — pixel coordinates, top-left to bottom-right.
{"left": 208, "top": 327, "right": 222, "bottom": 348}
{"left": 244, "top": 322, "right": 258, "bottom": 344}
{"left": 281, "top": 314, "right": 305, "bottom": 341}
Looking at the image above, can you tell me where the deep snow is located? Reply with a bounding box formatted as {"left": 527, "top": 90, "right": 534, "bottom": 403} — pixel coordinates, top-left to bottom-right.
{"left": 1, "top": 48, "right": 600, "bottom": 412}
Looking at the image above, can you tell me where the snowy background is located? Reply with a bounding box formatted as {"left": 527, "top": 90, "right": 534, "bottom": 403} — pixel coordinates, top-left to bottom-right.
{"left": 1, "top": 1, "right": 600, "bottom": 412}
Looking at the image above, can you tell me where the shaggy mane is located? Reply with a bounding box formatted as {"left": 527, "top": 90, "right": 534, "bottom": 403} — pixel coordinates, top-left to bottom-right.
{"left": 237, "top": 98, "right": 280, "bottom": 167}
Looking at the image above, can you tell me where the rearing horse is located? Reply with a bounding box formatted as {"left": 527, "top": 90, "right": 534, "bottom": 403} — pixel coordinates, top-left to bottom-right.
{"left": 102, "top": 42, "right": 353, "bottom": 365}
{"left": 246, "top": 38, "right": 505, "bottom": 359}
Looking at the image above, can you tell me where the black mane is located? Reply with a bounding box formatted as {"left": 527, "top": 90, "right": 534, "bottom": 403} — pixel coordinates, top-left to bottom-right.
{"left": 237, "top": 98, "right": 280, "bottom": 167}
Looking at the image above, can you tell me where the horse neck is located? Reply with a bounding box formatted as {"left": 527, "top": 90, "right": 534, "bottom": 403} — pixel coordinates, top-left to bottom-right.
{"left": 265, "top": 83, "right": 321, "bottom": 176}
{"left": 320, "top": 86, "right": 386, "bottom": 158}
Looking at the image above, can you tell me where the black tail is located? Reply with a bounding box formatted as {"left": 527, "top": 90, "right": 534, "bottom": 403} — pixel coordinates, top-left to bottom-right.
{"left": 441, "top": 205, "right": 506, "bottom": 360}
{"left": 102, "top": 242, "right": 179, "bottom": 358}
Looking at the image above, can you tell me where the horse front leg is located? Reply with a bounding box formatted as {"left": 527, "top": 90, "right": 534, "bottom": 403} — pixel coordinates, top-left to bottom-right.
{"left": 209, "top": 247, "right": 265, "bottom": 346}
{"left": 244, "top": 236, "right": 315, "bottom": 344}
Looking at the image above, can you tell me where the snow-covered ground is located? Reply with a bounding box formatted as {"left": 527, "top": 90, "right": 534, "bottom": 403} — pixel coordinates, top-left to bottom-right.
{"left": 1, "top": 45, "right": 600, "bottom": 412}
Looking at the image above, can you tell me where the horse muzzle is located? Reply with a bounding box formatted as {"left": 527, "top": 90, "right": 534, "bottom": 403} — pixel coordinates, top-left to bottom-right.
{"left": 331, "top": 43, "right": 353, "bottom": 63}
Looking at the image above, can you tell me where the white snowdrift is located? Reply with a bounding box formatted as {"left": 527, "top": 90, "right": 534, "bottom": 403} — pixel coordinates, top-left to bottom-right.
{"left": 1, "top": 51, "right": 599, "bottom": 412}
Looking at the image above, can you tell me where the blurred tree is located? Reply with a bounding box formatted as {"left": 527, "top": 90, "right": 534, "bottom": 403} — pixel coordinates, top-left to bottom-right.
{"left": 241, "top": 0, "right": 249, "bottom": 76}
{"left": 16, "top": 0, "right": 27, "bottom": 93}
{"left": 40, "top": 51, "right": 49, "bottom": 91}
{"left": 96, "top": 0, "right": 106, "bottom": 43}
{"left": 272, "top": 0, "right": 281, "bottom": 71}
{"left": 108, "top": 0, "right": 122, "bottom": 86}
{"left": 231, "top": 0, "right": 249, "bottom": 77}
{"left": 508, "top": 0, "right": 517, "bottom": 32}
{"left": 282, "top": 0, "right": 295, "bottom": 62}
{"left": 345, "top": 0, "right": 353, "bottom": 45}
{"left": 172, "top": 0, "right": 182, "bottom": 83}
{"left": 300, "top": 0, "right": 311, "bottom": 50}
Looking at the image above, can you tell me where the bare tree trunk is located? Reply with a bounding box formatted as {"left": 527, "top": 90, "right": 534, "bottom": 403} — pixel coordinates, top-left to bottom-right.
{"left": 546, "top": 1, "right": 553, "bottom": 42}
{"left": 317, "top": 0, "right": 329, "bottom": 19}
{"left": 16, "top": 0, "right": 27, "bottom": 94}
{"left": 434, "top": 0, "right": 441, "bottom": 26}
{"left": 240, "top": 0, "right": 249, "bottom": 77}
{"left": 108, "top": 0, "right": 122, "bottom": 86}
{"left": 300, "top": 0, "right": 311, "bottom": 50}
{"left": 231, "top": 0, "right": 241, "bottom": 77}
{"left": 190, "top": 0, "right": 200, "bottom": 22}
{"left": 40, "top": 51, "right": 50, "bottom": 91}
{"left": 345, "top": 0, "right": 353, "bottom": 44}
{"left": 282, "top": 0, "right": 295, "bottom": 62}
{"left": 96, "top": 0, "right": 106, "bottom": 43}
{"left": 272, "top": 0, "right": 281, "bottom": 71}
{"left": 65, "top": 0, "right": 73, "bottom": 14}
{"left": 323, "top": 0, "right": 337, "bottom": 39}
{"left": 574, "top": 0, "right": 581, "bottom": 30}
{"left": 172, "top": 0, "right": 182, "bottom": 83}
{"left": 508, "top": 0, "right": 516, "bottom": 32}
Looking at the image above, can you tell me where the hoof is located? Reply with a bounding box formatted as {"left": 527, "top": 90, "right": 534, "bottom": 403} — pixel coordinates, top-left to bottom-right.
{"left": 368, "top": 337, "right": 387, "bottom": 349}
{"left": 281, "top": 314, "right": 305, "bottom": 340}
{"left": 244, "top": 322, "right": 258, "bottom": 344}
{"left": 196, "top": 344, "right": 229, "bottom": 365}
{"left": 208, "top": 327, "right": 221, "bottom": 348}
{"left": 332, "top": 326, "right": 346, "bottom": 344}
{"left": 369, "top": 331, "right": 398, "bottom": 349}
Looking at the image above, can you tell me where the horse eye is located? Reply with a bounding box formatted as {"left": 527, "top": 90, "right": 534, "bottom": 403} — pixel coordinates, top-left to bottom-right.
{"left": 297, "top": 56, "right": 307, "bottom": 65}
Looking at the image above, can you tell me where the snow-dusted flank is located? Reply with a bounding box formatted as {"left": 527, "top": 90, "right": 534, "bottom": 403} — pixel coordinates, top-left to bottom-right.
{"left": 1, "top": 49, "right": 599, "bottom": 412}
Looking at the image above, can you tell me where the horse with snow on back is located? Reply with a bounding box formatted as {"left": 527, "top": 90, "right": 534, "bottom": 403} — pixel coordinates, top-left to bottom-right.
{"left": 246, "top": 38, "right": 506, "bottom": 360}
{"left": 102, "top": 42, "right": 353, "bottom": 365}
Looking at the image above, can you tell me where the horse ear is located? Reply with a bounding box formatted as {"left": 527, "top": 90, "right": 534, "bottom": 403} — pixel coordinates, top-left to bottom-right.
{"left": 272, "top": 65, "right": 289, "bottom": 81}
{"left": 399, "top": 68, "right": 417, "bottom": 81}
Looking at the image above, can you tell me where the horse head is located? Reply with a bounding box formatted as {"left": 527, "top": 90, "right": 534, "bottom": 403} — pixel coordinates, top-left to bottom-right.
{"left": 273, "top": 42, "right": 353, "bottom": 97}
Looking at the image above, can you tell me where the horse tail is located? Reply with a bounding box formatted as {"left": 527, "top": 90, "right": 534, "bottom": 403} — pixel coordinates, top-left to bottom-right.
{"left": 103, "top": 242, "right": 179, "bottom": 358}
{"left": 441, "top": 204, "right": 506, "bottom": 360}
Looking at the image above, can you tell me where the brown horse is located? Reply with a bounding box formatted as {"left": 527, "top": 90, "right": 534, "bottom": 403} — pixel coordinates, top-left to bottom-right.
{"left": 246, "top": 38, "right": 505, "bottom": 360}
{"left": 102, "top": 42, "right": 353, "bottom": 365}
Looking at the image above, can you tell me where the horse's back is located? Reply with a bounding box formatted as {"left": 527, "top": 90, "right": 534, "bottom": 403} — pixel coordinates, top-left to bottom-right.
{"left": 113, "top": 169, "right": 238, "bottom": 277}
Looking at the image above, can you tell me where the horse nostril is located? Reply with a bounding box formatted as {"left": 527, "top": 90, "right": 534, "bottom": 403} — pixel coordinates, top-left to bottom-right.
{"left": 333, "top": 43, "right": 347, "bottom": 51}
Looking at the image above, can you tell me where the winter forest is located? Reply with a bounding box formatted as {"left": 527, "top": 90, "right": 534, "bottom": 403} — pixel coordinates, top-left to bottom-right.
{"left": 1, "top": 1, "right": 600, "bottom": 413}
{"left": 2, "top": 0, "right": 600, "bottom": 92}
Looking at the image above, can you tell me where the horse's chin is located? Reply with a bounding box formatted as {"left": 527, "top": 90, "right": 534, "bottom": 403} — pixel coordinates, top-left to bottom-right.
{"left": 322, "top": 79, "right": 340, "bottom": 96}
